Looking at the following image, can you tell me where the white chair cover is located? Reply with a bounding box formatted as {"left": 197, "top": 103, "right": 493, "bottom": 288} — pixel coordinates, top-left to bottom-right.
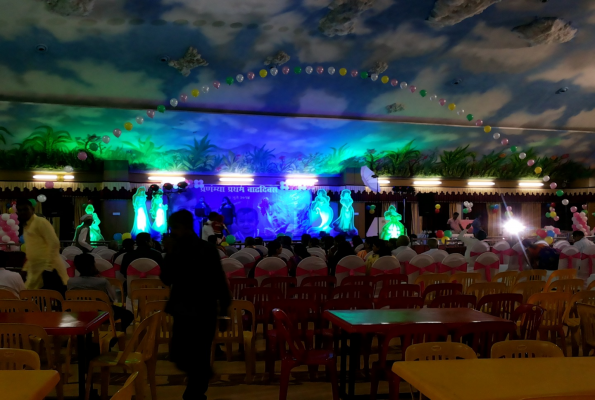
{"left": 439, "top": 253, "right": 468, "bottom": 274}
{"left": 218, "top": 249, "right": 227, "bottom": 259}
{"left": 221, "top": 258, "right": 246, "bottom": 279}
{"left": 369, "top": 256, "right": 401, "bottom": 295}
{"left": 429, "top": 250, "right": 449, "bottom": 264}
{"left": 579, "top": 245, "right": 595, "bottom": 281}
{"left": 295, "top": 257, "right": 328, "bottom": 286}
{"left": 395, "top": 248, "right": 417, "bottom": 275}
{"left": 239, "top": 248, "right": 262, "bottom": 260}
{"left": 279, "top": 253, "right": 290, "bottom": 262}
{"left": 474, "top": 252, "right": 500, "bottom": 282}
{"left": 225, "top": 246, "right": 238, "bottom": 256}
{"left": 255, "top": 245, "right": 268, "bottom": 255}
{"left": 559, "top": 246, "right": 580, "bottom": 270}
{"left": 62, "top": 246, "right": 82, "bottom": 261}
{"left": 406, "top": 254, "right": 436, "bottom": 284}
{"left": 507, "top": 243, "right": 528, "bottom": 272}
{"left": 335, "top": 255, "right": 366, "bottom": 286}
{"left": 95, "top": 258, "right": 118, "bottom": 279}
{"left": 95, "top": 249, "right": 116, "bottom": 261}
{"left": 254, "top": 257, "right": 287, "bottom": 285}
{"left": 364, "top": 251, "right": 375, "bottom": 261}
{"left": 307, "top": 248, "right": 326, "bottom": 259}
{"left": 230, "top": 252, "right": 256, "bottom": 270}
{"left": 93, "top": 246, "right": 108, "bottom": 253}
{"left": 126, "top": 258, "right": 160, "bottom": 293}
{"left": 553, "top": 240, "right": 570, "bottom": 250}
{"left": 354, "top": 244, "right": 364, "bottom": 253}
{"left": 281, "top": 248, "right": 294, "bottom": 259}
{"left": 469, "top": 241, "right": 490, "bottom": 270}
{"left": 491, "top": 241, "right": 512, "bottom": 267}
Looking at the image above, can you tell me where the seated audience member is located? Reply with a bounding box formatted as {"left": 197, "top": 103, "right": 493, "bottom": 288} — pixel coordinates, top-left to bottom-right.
{"left": 572, "top": 230, "right": 594, "bottom": 253}
{"left": 409, "top": 234, "right": 421, "bottom": 245}
{"left": 254, "top": 237, "right": 264, "bottom": 246}
{"left": 68, "top": 254, "right": 134, "bottom": 330}
{"left": 108, "top": 241, "right": 120, "bottom": 251}
{"left": 287, "top": 244, "right": 310, "bottom": 276}
{"left": 75, "top": 214, "right": 94, "bottom": 253}
{"left": 457, "top": 227, "right": 488, "bottom": 263}
{"left": 112, "top": 239, "right": 135, "bottom": 263}
{"left": 391, "top": 235, "right": 411, "bottom": 256}
{"left": 244, "top": 237, "right": 263, "bottom": 257}
{"left": 208, "top": 235, "right": 226, "bottom": 253}
{"left": 308, "top": 237, "right": 321, "bottom": 248}
{"left": 357, "top": 239, "right": 372, "bottom": 260}
{"left": 423, "top": 238, "right": 440, "bottom": 256}
{"left": 120, "top": 232, "right": 164, "bottom": 277}
{"left": 267, "top": 240, "right": 283, "bottom": 258}
{"left": 301, "top": 233, "right": 312, "bottom": 246}
{"left": 388, "top": 238, "right": 398, "bottom": 251}
{"left": 329, "top": 235, "right": 347, "bottom": 258}
{"left": 351, "top": 235, "right": 363, "bottom": 249}
{"left": 527, "top": 243, "right": 559, "bottom": 270}
{"left": 0, "top": 251, "right": 25, "bottom": 296}
{"left": 212, "top": 214, "right": 229, "bottom": 239}
{"left": 322, "top": 236, "right": 335, "bottom": 253}
{"left": 201, "top": 212, "right": 217, "bottom": 240}
{"left": 152, "top": 241, "right": 163, "bottom": 253}
{"left": 366, "top": 239, "right": 392, "bottom": 274}
{"left": 328, "top": 240, "right": 355, "bottom": 276}
{"left": 280, "top": 235, "right": 293, "bottom": 253}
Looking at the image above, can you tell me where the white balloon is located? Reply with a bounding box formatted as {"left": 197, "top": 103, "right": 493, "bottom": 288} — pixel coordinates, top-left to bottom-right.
{"left": 429, "top": 95, "right": 437, "bottom": 101}
{"left": 64, "top": 165, "right": 73, "bottom": 173}
{"left": 37, "top": 194, "right": 47, "bottom": 203}
{"left": 11, "top": 225, "right": 18, "bottom": 231}
{"left": 101, "top": 135, "right": 110, "bottom": 144}
{"left": 236, "top": 74, "right": 244, "bottom": 83}
{"left": 1, "top": 214, "right": 9, "bottom": 221}
{"left": 1, "top": 235, "right": 10, "bottom": 243}
{"left": 469, "top": 202, "right": 473, "bottom": 207}
{"left": 136, "top": 116, "right": 144, "bottom": 124}
{"left": 457, "top": 109, "right": 465, "bottom": 116}
{"left": 463, "top": 201, "right": 469, "bottom": 207}
{"left": 400, "top": 82, "right": 408, "bottom": 89}
{"left": 7, "top": 219, "right": 15, "bottom": 226}
{"left": 370, "top": 73, "right": 378, "bottom": 81}
{"left": 493, "top": 133, "right": 500, "bottom": 140}
{"left": 519, "top": 152, "right": 527, "bottom": 159}
{"left": 305, "top": 66, "right": 313, "bottom": 74}
{"left": 328, "top": 67, "right": 335, "bottom": 75}
{"left": 562, "top": 199, "right": 569, "bottom": 205}
{"left": 201, "top": 86, "right": 210, "bottom": 94}
{"left": 542, "top": 175, "right": 550, "bottom": 182}
{"left": 169, "top": 98, "right": 178, "bottom": 107}
{"left": 270, "top": 67, "right": 278, "bottom": 76}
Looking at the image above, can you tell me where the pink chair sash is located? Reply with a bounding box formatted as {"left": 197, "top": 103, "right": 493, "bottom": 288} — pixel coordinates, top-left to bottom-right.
{"left": 128, "top": 265, "right": 161, "bottom": 278}
{"left": 100, "top": 268, "right": 117, "bottom": 278}
{"left": 405, "top": 263, "right": 437, "bottom": 276}
{"left": 335, "top": 264, "right": 367, "bottom": 276}
{"left": 514, "top": 250, "right": 525, "bottom": 271}
{"left": 225, "top": 268, "right": 246, "bottom": 279}
{"left": 470, "top": 251, "right": 484, "bottom": 258}
{"left": 254, "top": 266, "right": 288, "bottom": 278}
{"left": 491, "top": 248, "right": 516, "bottom": 264}
{"left": 296, "top": 267, "right": 328, "bottom": 277}
{"left": 580, "top": 253, "right": 595, "bottom": 276}
{"left": 244, "top": 262, "right": 256, "bottom": 271}
{"left": 473, "top": 261, "right": 499, "bottom": 281}
{"left": 438, "top": 262, "right": 467, "bottom": 274}
{"left": 560, "top": 252, "right": 581, "bottom": 269}
{"left": 369, "top": 267, "right": 401, "bottom": 276}
{"left": 66, "top": 260, "right": 75, "bottom": 277}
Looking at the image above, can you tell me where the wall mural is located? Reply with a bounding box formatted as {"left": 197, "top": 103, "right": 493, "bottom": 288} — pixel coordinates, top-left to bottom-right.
{"left": 0, "top": 102, "right": 592, "bottom": 183}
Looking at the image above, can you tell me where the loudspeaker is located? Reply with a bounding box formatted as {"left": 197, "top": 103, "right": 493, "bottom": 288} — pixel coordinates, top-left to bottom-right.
{"left": 417, "top": 193, "right": 436, "bottom": 216}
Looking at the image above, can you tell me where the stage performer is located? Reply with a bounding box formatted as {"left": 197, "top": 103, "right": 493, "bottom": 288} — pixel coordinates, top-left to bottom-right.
{"left": 380, "top": 205, "right": 406, "bottom": 240}
{"left": 84, "top": 204, "right": 104, "bottom": 242}
{"left": 308, "top": 189, "right": 333, "bottom": 234}
{"left": 150, "top": 190, "right": 168, "bottom": 238}
{"left": 131, "top": 187, "right": 151, "bottom": 238}
{"left": 331, "top": 189, "right": 358, "bottom": 236}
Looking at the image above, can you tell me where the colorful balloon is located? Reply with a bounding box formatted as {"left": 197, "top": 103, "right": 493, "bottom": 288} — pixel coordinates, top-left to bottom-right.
{"left": 339, "top": 68, "right": 347, "bottom": 76}
{"left": 519, "top": 152, "right": 526, "bottom": 159}
{"left": 191, "top": 89, "right": 200, "bottom": 97}
{"left": 493, "top": 133, "right": 500, "bottom": 140}
{"left": 316, "top": 66, "right": 324, "bottom": 74}
{"left": 448, "top": 103, "right": 456, "bottom": 111}
{"left": 381, "top": 76, "right": 389, "bottom": 84}
{"left": 226, "top": 77, "right": 234, "bottom": 85}
{"left": 466, "top": 114, "right": 474, "bottom": 121}
{"left": 328, "top": 67, "right": 335, "bottom": 75}
{"left": 436, "top": 230, "right": 444, "bottom": 238}
{"left": 282, "top": 66, "right": 290, "bottom": 74}
{"left": 124, "top": 122, "right": 133, "bottom": 131}
{"left": 270, "top": 67, "right": 278, "bottom": 76}
{"left": 419, "top": 89, "right": 427, "bottom": 97}
{"left": 146, "top": 110, "right": 155, "bottom": 119}
{"left": 484, "top": 126, "right": 491, "bottom": 133}
{"left": 435, "top": 204, "right": 441, "bottom": 209}
{"left": 390, "top": 78, "right": 398, "bottom": 86}
{"left": 259, "top": 70, "right": 267, "bottom": 78}
{"left": 136, "top": 116, "right": 144, "bottom": 124}
{"left": 360, "top": 71, "right": 368, "bottom": 79}
{"left": 247, "top": 72, "right": 255, "bottom": 79}
{"left": 475, "top": 120, "right": 483, "bottom": 126}
{"left": 583, "top": 204, "right": 588, "bottom": 210}
{"left": 170, "top": 98, "right": 179, "bottom": 106}
{"left": 556, "top": 190, "right": 564, "bottom": 197}
{"left": 294, "top": 67, "right": 302, "bottom": 74}
{"left": 113, "top": 129, "right": 122, "bottom": 138}
{"left": 213, "top": 81, "right": 221, "bottom": 89}
{"left": 77, "top": 151, "right": 88, "bottom": 161}
{"left": 409, "top": 85, "right": 417, "bottom": 93}
{"left": 179, "top": 94, "right": 188, "bottom": 102}
{"left": 370, "top": 73, "right": 378, "bottom": 81}
{"left": 350, "top": 70, "right": 358, "bottom": 77}
{"left": 439, "top": 99, "right": 447, "bottom": 106}
{"left": 101, "top": 135, "right": 110, "bottom": 144}
{"left": 534, "top": 167, "right": 542, "bottom": 174}
{"left": 527, "top": 159, "right": 535, "bottom": 166}
{"left": 157, "top": 105, "right": 166, "bottom": 113}
{"left": 544, "top": 236, "right": 554, "bottom": 245}
{"left": 400, "top": 82, "right": 408, "bottom": 89}
{"left": 501, "top": 139, "right": 509, "bottom": 145}
{"left": 562, "top": 199, "right": 569, "bottom": 205}
{"left": 510, "top": 146, "right": 517, "bottom": 152}
{"left": 550, "top": 211, "right": 557, "bottom": 218}
{"left": 305, "top": 66, "right": 313, "bottom": 74}
{"left": 236, "top": 74, "right": 244, "bottom": 83}
{"left": 571, "top": 206, "right": 578, "bottom": 213}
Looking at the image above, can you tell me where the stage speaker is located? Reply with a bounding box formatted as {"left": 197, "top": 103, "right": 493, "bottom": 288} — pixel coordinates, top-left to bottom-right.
{"left": 41, "top": 189, "right": 63, "bottom": 217}
{"left": 417, "top": 193, "right": 436, "bottom": 216}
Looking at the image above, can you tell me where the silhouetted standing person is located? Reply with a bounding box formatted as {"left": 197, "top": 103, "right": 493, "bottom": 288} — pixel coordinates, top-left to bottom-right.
{"left": 161, "top": 210, "right": 231, "bottom": 400}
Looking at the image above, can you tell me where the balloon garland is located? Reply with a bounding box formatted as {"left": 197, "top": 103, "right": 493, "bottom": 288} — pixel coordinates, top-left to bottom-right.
{"left": 99, "top": 64, "right": 563, "bottom": 195}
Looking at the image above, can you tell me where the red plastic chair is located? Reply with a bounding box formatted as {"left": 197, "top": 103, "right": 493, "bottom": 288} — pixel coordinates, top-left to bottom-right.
{"left": 374, "top": 297, "right": 424, "bottom": 309}
{"left": 378, "top": 284, "right": 421, "bottom": 299}
{"left": 262, "top": 277, "right": 297, "bottom": 299}
{"left": 341, "top": 276, "right": 375, "bottom": 287}
{"left": 422, "top": 283, "right": 463, "bottom": 306}
{"left": 429, "top": 294, "right": 477, "bottom": 309}
{"left": 373, "top": 274, "right": 408, "bottom": 287}
{"left": 510, "top": 304, "right": 545, "bottom": 340}
{"left": 301, "top": 276, "right": 337, "bottom": 297}
{"left": 370, "top": 323, "right": 450, "bottom": 400}
{"left": 453, "top": 321, "right": 516, "bottom": 358}
{"left": 239, "top": 287, "right": 283, "bottom": 333}
{"left": 229, "top": 278, "right": 257, "bottom": 300}
{"left": 332, "top": 285, "right": 373, "bottom": 299}
{"left": 288, "top": 286, "right": 329, "bottom": 303}
{"left": 476, "top": 293, "right": 523, "bottom": 320}
{"left": 272, "top": 308, "right": 339, "bottom": 400}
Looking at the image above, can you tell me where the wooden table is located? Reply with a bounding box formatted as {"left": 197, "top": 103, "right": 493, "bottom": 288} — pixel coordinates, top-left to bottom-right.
{"left": 323, "top": 308, "right": 512, "bottom": 400}
{"left": 392, "top": 358, "right": 595, "bottom": 400}
{"left": 0, "top": 370, "right": 60, "bottom": 400}
{"left": 0, "top": 312, "right": 109, "bottom": 399}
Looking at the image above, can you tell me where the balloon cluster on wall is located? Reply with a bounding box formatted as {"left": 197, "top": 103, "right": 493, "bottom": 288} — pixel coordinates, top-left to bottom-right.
{"left": 434, "top": 204, "right": 440, "bottom": 214}
{"left": 489, "top": 204, "right": 500, "bottom": 214}
{"left": 0, "top": 213, "right": 20, "bottom": 244}
{"left": 536, "top": 226, "right": 561, "bottom": 245}
{"left": 366, "top": 204, "right": 376, "bottom": 214}
{"left": 463, "top": 201, "right": 473, "bottom": 214}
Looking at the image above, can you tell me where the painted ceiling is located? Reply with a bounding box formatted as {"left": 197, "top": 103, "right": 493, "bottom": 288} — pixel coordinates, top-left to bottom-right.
{"left": 1, "top": 0, "right": 595, "bottom": 179}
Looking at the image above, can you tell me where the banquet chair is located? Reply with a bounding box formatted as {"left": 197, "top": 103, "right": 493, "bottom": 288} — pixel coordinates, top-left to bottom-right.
{"left": 453, "top": 321, "right": 516, "bottom": 358}
{"left": 469, "top": 241, "right": 490, "bottom": 270}
{"left": 577, "top": 303, "right": 595, "bottom": 356}
{"left": 221, "top": 258, "right": 246, "bottom": 280}
{"left": 559, "top": 246, "right": 581, "bottom": 270}
{"left": 449, "top": 272, "right": 481, "bottom": 293}
{"left": 546, "top": 279, "right": 584, "bottom": 295}
{"left": 466, "top": 282, "right": 507, "bottom": 302}
{"left": 491, "top": 340, "right": 564, "bottom": 359}
{"left": 262, "top": 277, "right": 297, "bottom": 298}
{"left": 545, "top": 269, "right": 577, "bottom": 290}
{"left": 0, "top": 289, "right": 18, "bottom": 299}
{"left": 143, "top": 301, "right": 172, "bottom": 358}
{"left": 239, "top": 287, "right": 283, "bottom": 334}
{"left": 126, "top": 258, "right": 160, "bottom": 295}
{"left": 295, "top": 257, "right": 328, "bottom": 286}
{"left": 62, "top": 246, "right": 82, "bottom": 261}
{"left": 332, "top": 285, "right": 373, "bottom": 299}
{"left": 255, "top": 245, "right": 268, "bottom": 255}
{"left": 129, "top": 279, "right": 166, "bottom": 291}
{"left": 511, "top": 304, "right": 545, "bottom": 340}
{"left": 578, "top": 245, "right": 595, "bottom": 281}
{"left": 212, "top": 300, "right": 257, "bottom": 382}
{"left": 528, "top": 292, "right": 572, "bottom": 355}
{"left": 20, "top": 289, "right": 63, "bottom": 312}
{"left": 492, "top": 271, "right": 519, "bottom": 292}
{"left": 406, "top": 254, "right": 437, "bottom": 284}
{"left": 512, "top": 281, "right": 546, "bottom": 303}
{"left": 272, "top": 309, "right": 339, "bottom": 400}
{"left": 354, "top": 244, "right": 364, "bottom": 253}
{"left": 395, "top": 248, "right": 417, "bottom": 274}
{"left": 414, "top": 273, "right": 448, "bottom": 293}
{"left": 334, "top": 255, "right": 366, "bottom": 286}
{"left": 95, "top": 249, "right": 116, "bottom": 261}
{"left": 0, "top": 299, "right": 40, "bottom": 312}
{"left": 439, "top": 253, "right": 468, "bottom": 275}
{"left": 553, "top": 240, "right": 571, "bottom": 250}
{"left": 506, "top": 243, "right": 528, "bottom": 272}
{"left": 110, "top": 372, "right": 138, "bottom": 400}
{"left": 254, "top": 257, "right": 287, "bottom": 286}
{"left": 65, "top": 289, "right": 112, "bottom": 304}
{"left": 369, "top": 256, "right": 401, "bottom": 295}
{"left": 85, "top": 312, "right": 161, "bottom": 400}
{"left": 230, "top": 252, "right": 257, "bottom": 276}
{"left": 370, "top": 324, "right": 450, "bottom": 400}
{"left": 517, "top": 269, "right": 547, "bottom": 282}
{"left": 429, "top": 249, "right": 449, "bottom": 264}
{"left": 422, "top": 283, "right": 462, "bottom": 306}
{"left": 473, "top": 252, "right": 500, "bottom": 282}
{"left": 225, "top": 246, "right": 238, "bottom": 256}
{"left": 341, "top": 276, "right": 375, "bottom": 287}
{"left": 476, "top": 293, "right": 523, "bottom": 320}
{"left": 218, "top": 249, "right": 227, "bottom": 259}
{"left": 301, "top": 276, "right": 336, "bottom": 297}
{"left": 377, "top": 284, "right": 421, "bottom": 300}
{"left": 0, "top": 348, "right": 41, "bottom": 370}
{"left": 281, "top": 248, "right": 293, "bottom": 259}
{"left": 563, "top": 291, "right": 595, "bottom": 356}
{"left": 588, "top": 280, "right": 595, "bottom": 290}
{"left": 106, "top": 278, "right": 125, "bottom": 307}
{"left": 130, "top": 288, "right": 170, "bottom": 323}
{"left": 239, "top": 248, "right": 262, "bottom": 261}
{"left": 491, "top": 241, "right": 515, "bottom": 267}
{"left": 429, "top": 294, "right": 477, "bottom": 309}
{"left": 374, "top": 297, "right": 424, "bottom": 310}
{"left": 279, "top": 253, "right": 290, "bottom": 262}
{"left": 229, "top": 278, "right": 257, "bottom": 300}
{"left": 288, "top": 286, "right": 330, "bottom": 305}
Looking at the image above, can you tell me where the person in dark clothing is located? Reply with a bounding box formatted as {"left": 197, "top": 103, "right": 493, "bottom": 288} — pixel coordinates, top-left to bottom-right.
{"left": 351, "top": 235, "right": 363, "bottom": 249}
{"left": 267, "top": 240, "right": 283, "bottom": 258}
{"left": 254, "top": 237, "right": 264, "bottom": 246}
{"left": 287, "top": 244, "right": 310, "bottom": 277}
{"left": 120, "top": 232, "right": 163, "bottom": 277}
{"left": 301, "top": 233, "right": 311, "bottom": 246}
{"left": 161, "top": 210, "right": 231, "bottom": 400}
{"left": 112, "top": 239, "right": 135, "bottom": 263}
{"left": 308, "top": 237, "right": 321, "bottom": 248}
{"left": 321, "top": 236, "right": 334, "bottom": 253}
{"left": 280, "top": 235, "right": 293, "bottom": 253}
{"left": 244, "top": 237, "right": 263, "bottom": 258}
{"left": 328, "top": 241, "right": 355, "bottom": 276}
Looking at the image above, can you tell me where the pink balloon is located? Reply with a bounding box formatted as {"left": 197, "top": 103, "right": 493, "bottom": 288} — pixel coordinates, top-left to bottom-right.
{"left": 180, "top": 94, "right": 188, "bottom": 102}
{"left": 554, "top": 228, "right": 561, "bottom": 234}
{"left": 527, "top": 159, "right": 535, "bottom": 166}
{"left": 9, "top": 214, "right": 17, "bottom": 221}
{"left": 282, "top": 66, "right": 290, "bottom": 74}
{"left": 390, "top": 79, "right": 398, "bottom": 87}
{"left": 439, "top": 99, "right": 446, "bottom": 106}
{"left": 475, "top": 120, "right": 484, "bottom": 126}
{"left": 571, "top": 206, "right": 578, "bottom": 213}
{"left": 45, "top": 181, "right": 54, "bottom": 189}
{"left": 213, "top": 81, "right": 221, "bottom": 89}
{"left": 247, "top": 72, "right": 255, "bottom": 80}
{"left": 146, "top": 110, "right": 155, "bottom": 119}
{"left": 77, "top": 151, "right": 88, "bottom": 161}
{"left": 113, "top": 129, "right": 122, "bottom": 138}
{"left": 316, "top": 66, "right": 324, "bottom": 74}
{"left": 409, "top": 85, "right": 417, "bottom": 93}
{"left": 501, "top": 139, "right": 509, "bottom": 145}
{"left": 350, "top": 70, "right": 358, "bottom": 77}
{"left": 550, "top": 182, "right": 557, "bottom": 189}
{"left": 554, "top": 216, "right": 560, "bottom": 221}
{"left": 583, "top": 204, "right": 588, "bottom": 210}
{"left": 507, "top": 206, "right": 512, "bottom": 211}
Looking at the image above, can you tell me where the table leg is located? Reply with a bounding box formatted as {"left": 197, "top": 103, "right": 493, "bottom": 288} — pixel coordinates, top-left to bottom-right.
{"left": 347, "top": 332, "right": 361, "bottom": 399}
{"left": 77, "top": 333, "right": 91, "bottom": 399}
{"left": 339, "top": 330, "right": 348, "bottom": 398}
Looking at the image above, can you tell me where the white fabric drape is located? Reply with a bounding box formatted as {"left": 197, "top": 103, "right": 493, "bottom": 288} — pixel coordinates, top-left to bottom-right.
{"left": 411, "top": 203, "right": 423, "bottom": 235}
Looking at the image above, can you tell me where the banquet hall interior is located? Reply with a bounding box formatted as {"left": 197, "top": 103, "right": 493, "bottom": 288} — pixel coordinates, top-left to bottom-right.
{"left": 3, "top": 0, "right": 595, "bottom": 399}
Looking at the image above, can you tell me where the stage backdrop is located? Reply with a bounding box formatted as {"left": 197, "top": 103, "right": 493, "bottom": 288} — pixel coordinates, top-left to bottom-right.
{"left": 168, "top": 186, "right": 335, "bottom": 241}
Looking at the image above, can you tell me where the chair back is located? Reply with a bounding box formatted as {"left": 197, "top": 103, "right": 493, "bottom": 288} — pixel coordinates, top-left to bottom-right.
{"left": 553, "top": 240, "right": 570, "bottom": 250}
{"left": 281, "top": 248, "right": 293, "bottom": 259}
{"left": 332, "top": 285, "right": 373, "bottom": 299}
{"left": 512, "top": 281, "right": 546, "bottom": 304}
{"left": 414, "top": 273, "right": 449, "bottom": 294}
{"left": 0, "top": 324, "right": 53, "bottom": 368}
{"left": 0, "top": 299, "right": 40, "bottom": 312}
{"left": 239, "top": 287, "right": 283, "bottom": 325}
{"left": 288, "top": 286, "right": 329, "bottom": 304}
{"left": 429, "top": 294, "right": 477, "bottom": 309}
{"left": 422, "top": 283, "right": 462, "bottom": 306}
{"left": 374, "top": 297, "right": 424, "bottom": 310}
{"left": 0, "top": 348, "right": 40, "bottom": 370}
{"left": 405, "top": 342, "right": 477, "bottom": 361}
{"left": 559, "top": 246, "right": 580, "bottom": 270}
{"left": 473, "top": 252, "right": 500, "bottom": 282}
{"left": 214, "top": 300, "right": 256, "bottom": 345}
{"left": 323, "top": 298, "right": 373, "bottom": 311}
{"left": 218, "top": 249, "right": 227, "bottom": 259}
{"left": 453, "top": 321, "right": 516, "bottom": 358}
{"left": 96, "top": 249, "right": 116, "bottom": 261}
{"left": 19, "top": 289, "right": 63, "bottom": 312}
{"left": 527, "top": 292, "right": 572, "bottom": 331}
{"left": 295, "top": 257, "right": 328, "bottom": 286}
{"left": 507, "top": 243, "right": 528, "bottom": 271}
{"left": 230, "top": 252, "right": 257, "bottom": 272}
{"left": 545, "top": 269, "right": 577, "bottom": 289}
{"left": 62, "top": 300, "right": 117, "bottom": 344}
{"left": 491, "top": 340, "right": 564, "bottom": 358}
{"left": 95, "top": 258, "right": 118, "bottom": 278}
{"left": 301, "top": 276, "right": 336, "bottom": 297}
{"left": 439, "top": 253, "right": 468, "bottom": 275}
{"left": 378, "top": 284, "right": 421, "bottom": 299}
{"left": 127, "top": 258, "right": 160, "bottom": 294}
{"left": 253, "top": 257, "right": 288, "bottom": 285}
{"left": 369, "top": 256, "right": 401, "bottom": 277}
{"left": 491, "top": 241, "right": 512, "bottom": 265}
{"left": 429, "top": 250, "right": 449, "bottom": 264}
{"left": 143, "top": 301, "right": 172, "bottom": 348}
{"left": 469, "top": 241, "right": 490, "bottom": 269}
{"left": 307, "top": 248, "right": 327, "bottom": 259}
{"left": 110, "top": 372, "right": 139, "bottom": 400}
{"left": 255, "top": 245, "right": 268, "bottom": 255}
{"left": 113, "top": 254, "right": 125, "bottom": 270}
{"left": 448, "top": 272, "right": 481, "bottom": 293}
{"left": 239, "top": 248, "right": 262, "bottom": 261}
{"left": 118, "top": 312, "right": 161, "bottom": 365}
{"left": 62, "top": 246, "right": 82, "bottom": 261}
{"left": 225, "top": 246, "right": 238, "bottom": 256}
{"left": 377, "top": 324, "right": 450, "bottom": 368}
{"left": 578, "top": 245, "right": 595, "bottom": 280}
{"left": 221, "top": 258, "right": 246, "bottom": 280}
{"left": 577, "top": 303, "right": 595, "bottom": 355}
{"left": 466, "top": 282, "right": 507, "bottom": 301}
{"left": 272, "top": 309, "right": 306, "bottom": 361}
{"left": 511, "top": 304, "right": 545, "bottom": 340}
{"left": 354, "top": 244, "right": 364, "bottom": 253}
{"left": 406, "top": 254, "right": 437, "bottom": 284}
{"left": 130, "top": 279, "right": 166, "bottom": 291}
{"left": 131, "top": 288, "right": 170, "bottom": 321}
{"left": 395, "top": 248, "right": 417, "bottom": 274}
{"left": 517, "top": 269, "right": 547, "bottom": 282}
{"left": 334, "top": 255, "right": 366, "bottom": 285}
{"left": 65, "top": 289, "right": 111, "bottom": 304}
{"left": 476, "top": 293, "right": 523, "bottom": 320}
{"left": 228, "top": 278, "right": 257, "bottom": 300}
{"left": 492, "top": 271, "right": 519, "bottom": 292}
{"left": 546, "top": 279, "right": 584, "bottom": 294}
{"left": 0, "top": 289, "right": 18, "bottom": 300}
{"left": 261, "top": 277, "right": 297, "bottom": 299}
